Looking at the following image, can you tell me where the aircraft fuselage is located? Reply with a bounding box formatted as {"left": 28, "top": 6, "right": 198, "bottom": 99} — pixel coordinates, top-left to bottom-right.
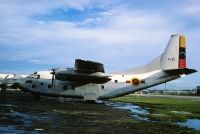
{"left": 19, "top": 70, "right": 180, "bottom": 100}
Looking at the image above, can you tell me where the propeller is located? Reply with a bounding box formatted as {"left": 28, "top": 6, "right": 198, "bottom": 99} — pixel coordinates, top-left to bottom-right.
{"left": 51, "top": 68, "right": 56, "bottom": 89}
{"left": 5, "top": 74, "right": 9, "bottom": 79}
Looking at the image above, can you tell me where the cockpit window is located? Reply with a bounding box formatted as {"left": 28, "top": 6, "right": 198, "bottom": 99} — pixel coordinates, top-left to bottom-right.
{"left": 28, "top": 73, "right": 40, "bottom": 79}
{"left": 27, "top": 74, "right": 34, "bottom": 78}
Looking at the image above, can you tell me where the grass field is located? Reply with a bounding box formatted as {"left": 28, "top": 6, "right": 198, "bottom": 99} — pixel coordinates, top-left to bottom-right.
{"left": 113, "top": 94, "right": 200, "bottom": 122}
{"left": 113, "top": 94, "right": 200, "bottom": 131}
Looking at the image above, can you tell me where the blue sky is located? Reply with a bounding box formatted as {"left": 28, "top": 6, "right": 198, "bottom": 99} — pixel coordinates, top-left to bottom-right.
{"left": 0, "top": 0, "right": 199, "bottom": 89}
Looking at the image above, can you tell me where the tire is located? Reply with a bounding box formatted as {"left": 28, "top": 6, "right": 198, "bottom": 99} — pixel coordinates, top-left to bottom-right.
{"left": 33, "top": 94, "right": 41, "bottom": 101}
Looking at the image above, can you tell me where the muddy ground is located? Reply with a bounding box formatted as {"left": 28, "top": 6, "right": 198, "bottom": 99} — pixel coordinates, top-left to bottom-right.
{"left": 0, "top": 91, "right": 198, "bottom": 134}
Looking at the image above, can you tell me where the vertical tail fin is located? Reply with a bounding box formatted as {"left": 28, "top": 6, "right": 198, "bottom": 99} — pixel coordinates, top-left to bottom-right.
{"left": 115, "top": 34, "right": 191, "bottom": 75}
{"left": 161, "top": 34, "right": 186, "bottom": 70}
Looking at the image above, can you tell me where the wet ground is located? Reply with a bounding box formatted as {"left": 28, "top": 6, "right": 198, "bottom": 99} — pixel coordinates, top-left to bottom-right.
{"left": 105, "top": 101, "right": 150, "bottom": 121}
{"left": 0, "top": 91, "right": 199, "bottom": 134}
{"left": 0, "top": 91, "right": 144, "bottom": 134}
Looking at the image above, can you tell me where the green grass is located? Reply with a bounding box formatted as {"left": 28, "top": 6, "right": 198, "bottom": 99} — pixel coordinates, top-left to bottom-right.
{"left": 113, "top": 94, "right": 200, "bottom": 122}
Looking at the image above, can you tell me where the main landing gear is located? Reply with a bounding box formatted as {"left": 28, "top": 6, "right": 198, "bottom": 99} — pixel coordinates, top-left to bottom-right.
{"left": 33, "top": 94, "right": 41, "bottom": 101}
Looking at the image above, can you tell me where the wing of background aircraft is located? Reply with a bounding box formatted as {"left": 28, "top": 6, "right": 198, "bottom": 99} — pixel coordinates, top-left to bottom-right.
{"left": 0, "top": 74, "right": 28, "bottom": 90}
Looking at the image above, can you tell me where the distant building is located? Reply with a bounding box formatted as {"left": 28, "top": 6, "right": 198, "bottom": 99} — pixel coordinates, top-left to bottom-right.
{"left": 197, "top": 86, "right": 200, "bottom": 95}
{"left": 147, "top": 89, "right": 197, "bottom": 95}
{"left": 163, "top": 89, "right": 194, "bottom": 95}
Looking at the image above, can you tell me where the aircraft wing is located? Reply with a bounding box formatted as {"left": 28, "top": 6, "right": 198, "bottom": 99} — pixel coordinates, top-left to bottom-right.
{"left": 164, "top": 68, "right": 197, "bottom": 75}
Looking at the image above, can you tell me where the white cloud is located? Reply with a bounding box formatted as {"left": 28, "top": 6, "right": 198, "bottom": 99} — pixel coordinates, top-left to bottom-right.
{"left": 0, "top": 5, "right": 175, "bottom": 48}
{"left": 0, "top": 7, "right": 175, "bottom": 68}
{"left": 178, "top": 1, "right": 200, "bottom": 21}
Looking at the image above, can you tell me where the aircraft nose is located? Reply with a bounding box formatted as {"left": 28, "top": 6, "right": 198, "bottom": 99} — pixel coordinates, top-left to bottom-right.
{"left": 17, "top": 78, "right": 27, "bottom": 90}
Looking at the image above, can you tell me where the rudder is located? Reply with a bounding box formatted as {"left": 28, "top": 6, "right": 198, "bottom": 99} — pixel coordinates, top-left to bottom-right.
{"left": 161, "top": 34, "right": 186, "bottom": 70}
{"left": 179, "top": 35, "right": 186, "bottom": 68}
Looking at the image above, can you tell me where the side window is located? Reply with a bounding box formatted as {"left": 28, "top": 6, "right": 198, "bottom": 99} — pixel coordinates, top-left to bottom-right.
{"left": 101, "top": 85, "right": 104, "bottom": 89}
{"left": 48, "top": 84, "right": 52, "bottom": 89}
{"left": 141, "top": 80, "right": 145, "bottom": 84}
{"left": 25, "top": 80, "right": 32, "bottom": 83}
{"left": 32, "top": 84, "right": 36, "bottom": 88}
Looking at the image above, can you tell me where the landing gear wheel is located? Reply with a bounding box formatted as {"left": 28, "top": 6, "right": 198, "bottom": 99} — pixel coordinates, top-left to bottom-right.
{"left": 85, "top": 100, "right": 96, "bottom": 104}
{"left": 0, "top": 88, "right": 6, "bottom": 94}
{"left": 33, "top": 94, "right": 41, "bottom": 101}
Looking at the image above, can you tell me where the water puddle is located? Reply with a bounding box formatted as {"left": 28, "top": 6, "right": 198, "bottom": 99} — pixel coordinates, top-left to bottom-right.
{"left": 34, "top": 128, "right": 44, "bottom": 131}
{"left": 5, "top": 111, "right": 49, "bottom": 127}
{"left": 0, "top": 102, "right": 18, "bottom": 108}
{"left": 105, "top": 101, "right": 200, "bottom": 132}
{"left": 104, "top": 101, "right": 150, "bottom": 121}
{"left": 177, "top": 119, "right": 200, "bottom": 131}
{"left": 0, "top": 125, "right": 38, "bottom": 134}
{"left": 171, "top": 111, "right": 191, "bottom": 115}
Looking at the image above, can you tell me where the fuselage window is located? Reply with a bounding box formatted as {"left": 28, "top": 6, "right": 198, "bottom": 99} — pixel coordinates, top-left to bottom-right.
{"left": 101, "top": 85, "right": 104, "bottom": 89}
{"left": 32, "top": 84, "right": 36, "bottom": 88}
{"left": 48, "top": 84, "right": 52, "bottom": 89}
{"left": 115, "top": 80, "right": 118, "bottom": 83}
{"left": 25, "top": 80, "right": 32, "bottom": 83}
{"left": 141, "top": 80, "right": 145, "bottom": 84}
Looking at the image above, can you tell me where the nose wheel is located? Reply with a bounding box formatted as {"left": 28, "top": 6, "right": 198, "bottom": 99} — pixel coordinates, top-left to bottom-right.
{"left": 0, "top": 87, "right": 6, "bottom": 94}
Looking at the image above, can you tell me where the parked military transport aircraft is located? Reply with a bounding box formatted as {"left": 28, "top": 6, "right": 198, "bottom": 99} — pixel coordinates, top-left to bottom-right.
{"left": 18, "top": 34, "right": 197, "bottom": 101}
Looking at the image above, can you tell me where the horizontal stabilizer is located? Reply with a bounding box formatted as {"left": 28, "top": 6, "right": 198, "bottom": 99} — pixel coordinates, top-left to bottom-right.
{"left": 164, "top": 68, "right": 197, "bottom": 75}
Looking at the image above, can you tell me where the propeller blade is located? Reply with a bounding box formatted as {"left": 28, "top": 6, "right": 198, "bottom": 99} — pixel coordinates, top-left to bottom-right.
{"left": 51, "top": 69, "right": 56, "bottom": 89}
{"left": 52, "top": 74, "right": 54, "bottom": 87}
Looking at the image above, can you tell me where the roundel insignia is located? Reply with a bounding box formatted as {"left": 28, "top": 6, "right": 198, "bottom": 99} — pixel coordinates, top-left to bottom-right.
{"left": 131, "top": 78, "right": 140, "bottom": 86}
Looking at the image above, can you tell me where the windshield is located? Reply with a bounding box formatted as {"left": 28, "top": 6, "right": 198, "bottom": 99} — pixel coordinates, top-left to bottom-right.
{"left": 28, "top": 73, "right": 40, "bottom": 79}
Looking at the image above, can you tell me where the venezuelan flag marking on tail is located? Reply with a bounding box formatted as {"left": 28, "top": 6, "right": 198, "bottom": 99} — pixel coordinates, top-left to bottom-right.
{"left": 179, "top": 35, "right": 186, "bottom": 68}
